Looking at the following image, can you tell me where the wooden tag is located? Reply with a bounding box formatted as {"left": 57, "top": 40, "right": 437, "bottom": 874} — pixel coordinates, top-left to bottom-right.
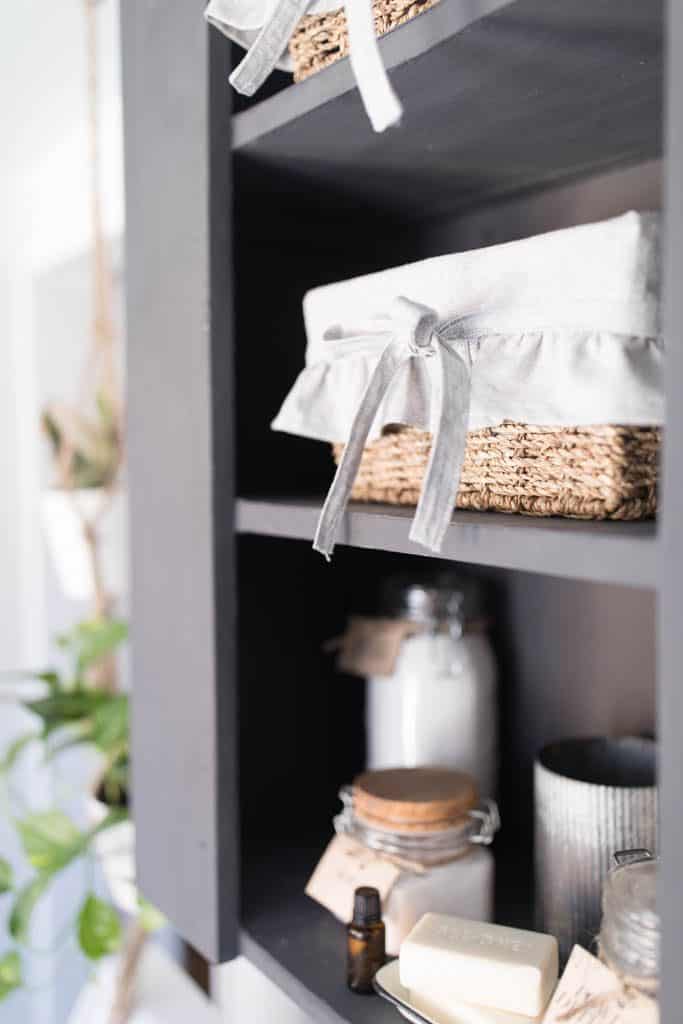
{"left": 331, "top": 616, "right": 418, "bottom": 677}
{"left": 305, "top": 834, "right": 401, "bottom": 924}
{"left": 544, "top": 946, "right": 659, "bottom": 1024}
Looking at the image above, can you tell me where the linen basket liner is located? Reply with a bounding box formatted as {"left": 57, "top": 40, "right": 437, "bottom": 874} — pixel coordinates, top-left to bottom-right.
{"left": 205, "top": 0, "right": 404, "bottom": 131}
{"left": 290, "top": 0, "right": 441, "bottom": 81}
{"left": 272, "top": 212, "right": 663, "bottom": 557}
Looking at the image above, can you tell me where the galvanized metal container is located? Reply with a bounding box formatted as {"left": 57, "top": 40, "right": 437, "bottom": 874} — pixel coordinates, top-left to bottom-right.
{"left": 534, "top": 737, "right": 657, "bottom": 961}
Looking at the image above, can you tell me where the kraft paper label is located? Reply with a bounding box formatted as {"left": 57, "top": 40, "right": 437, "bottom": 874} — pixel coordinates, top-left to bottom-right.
{"left": 329, "top": 616, "right": 418, "bottom": 677}
{"left": 543, "top": 945, "right": 659, "bottom": 1024}
{"left": 305, "top": 834, "right": 401, "bottom": 924}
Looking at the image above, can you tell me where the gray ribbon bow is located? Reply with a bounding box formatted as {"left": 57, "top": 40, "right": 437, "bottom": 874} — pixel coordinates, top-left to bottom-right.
{"left": 228, "top": 0, "right": 403, "bottom": 132}
{"left": 314, "top": 296, "right": 472, "bottom": 559}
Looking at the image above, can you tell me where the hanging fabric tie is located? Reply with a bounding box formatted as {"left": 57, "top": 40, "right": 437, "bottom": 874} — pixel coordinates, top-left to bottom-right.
{"left": 205, "top": 0, "right": 403, "bottom": 131}
{"left": 313, "top": 297, "right": 472, "bottom": 559}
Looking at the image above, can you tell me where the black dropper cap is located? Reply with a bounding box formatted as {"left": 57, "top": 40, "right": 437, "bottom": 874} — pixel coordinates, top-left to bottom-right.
{"left": 352, "top": 887, "right": 381, "bottom": 925}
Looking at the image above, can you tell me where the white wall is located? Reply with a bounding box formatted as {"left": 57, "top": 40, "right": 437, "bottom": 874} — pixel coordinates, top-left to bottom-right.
{"left": 0, "top": 5, "right": 124, "bottom": 1023}
{"left": 0, "top": 0, "right": 125, "bottom": 665}
{"left": 0, "top": 0, "right": 124, "bottom": 271}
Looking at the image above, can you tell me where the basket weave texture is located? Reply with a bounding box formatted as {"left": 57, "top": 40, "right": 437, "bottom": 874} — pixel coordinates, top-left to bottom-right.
{"left": 332, "top": 423, "right": 660, "bottom": 520}
{"left": 289, "top": 0, "right": 441, "bottom": 81}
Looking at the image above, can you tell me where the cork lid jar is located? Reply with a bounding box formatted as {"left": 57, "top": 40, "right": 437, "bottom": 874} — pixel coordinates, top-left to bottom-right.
{"left": 335, "top": 767, "right": 499, "bottom": 867}
{"left": 353, "top": 767, "right": 479, "bottom": 833}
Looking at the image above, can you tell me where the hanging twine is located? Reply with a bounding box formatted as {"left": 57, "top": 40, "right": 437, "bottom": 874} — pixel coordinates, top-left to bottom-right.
{"left": 83, "top": 0, "right": 118, "bottom": 411}
{"left": 52, "top": 0, "right": 124, "bottom": 630}
{"left": 83, "top": 9, "right": 149, "bottom": 1022}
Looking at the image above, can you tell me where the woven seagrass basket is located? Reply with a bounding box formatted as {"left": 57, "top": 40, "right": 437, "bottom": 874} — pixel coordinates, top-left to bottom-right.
{"left": 290, "top": 0, "right": 441, "bottom": 81}
{"left": 332, "top": 422, "right": 660, "bottom": 520}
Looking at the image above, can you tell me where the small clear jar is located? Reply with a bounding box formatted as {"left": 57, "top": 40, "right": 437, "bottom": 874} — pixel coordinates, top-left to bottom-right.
{"left": 334, "top": 785, "right": 499, "bottom": 955}
{"left": 599, "top": 849, "right": 659, "bottom": 996}
{"left": 366, "top": 574, "right": 498, "bottom": 796}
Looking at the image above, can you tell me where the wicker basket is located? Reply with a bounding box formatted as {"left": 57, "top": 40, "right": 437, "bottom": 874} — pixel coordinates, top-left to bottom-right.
{"left": 332, "top": 422, "right": 659, "bottom": 520}
{"left": 289, "top": 0, "right": 441, "bottom": 81}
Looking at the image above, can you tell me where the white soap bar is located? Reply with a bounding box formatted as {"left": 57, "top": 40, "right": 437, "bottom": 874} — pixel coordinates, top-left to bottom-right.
{"left": 400, "top": 913, "right": 558, "bottom": 1018}
{"left": 412, "top": 988, "right": 543, "bottom": 1024}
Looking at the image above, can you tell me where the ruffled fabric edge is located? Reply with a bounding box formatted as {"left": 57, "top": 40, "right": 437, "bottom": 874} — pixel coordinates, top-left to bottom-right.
{"left": 271, "top": 329, "right": 665, "bottom": 444}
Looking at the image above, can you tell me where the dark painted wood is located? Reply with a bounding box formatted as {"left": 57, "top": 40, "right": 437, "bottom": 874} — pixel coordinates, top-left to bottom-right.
{"left": 121, "top": 2, "right": 238, "bottom": 960}
{"left": 239, "top": 846, "right": 534, "bottom": 1024}
{"left": 236, "top": 534, "right": 654, "bottom": 1021}
{"left": 241, "top": 844, "right": 398, "bottom": 1024}
{"left": 233, "top": 0, "right": 662, "bottom": 217}
{"left": 658, "top": 1, "right": 683, "bottom": 1019}
{"left": 236, "top": 498, "right": 657, "bottom": 588}
{"left": 233, "top": 156, "right": 660, "bottom": 512}
{"left": 233, "top": 0, "right": 510, "bottom": 144}
{"left": 121, "top": 0, "right": 669, "bottom": 1005}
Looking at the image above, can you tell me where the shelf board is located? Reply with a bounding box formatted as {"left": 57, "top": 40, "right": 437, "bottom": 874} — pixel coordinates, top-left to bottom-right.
{"left": 236, "top": 497, "right": 657, "bottom": 588}
{"left": 241, "top": 843, "right": 396, "bottom": 1024}
{"left": 240, "top": 842, "right": 533, "bottom": 1024}
{"left": 232, "top": 0, "right": 662, "bottom": 217}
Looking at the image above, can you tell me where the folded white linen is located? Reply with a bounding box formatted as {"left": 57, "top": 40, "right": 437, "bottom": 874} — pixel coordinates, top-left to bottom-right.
{"left": 271, "top": 211, "right": 663, "bottom": 556}
{"left": 273, "top": 212, "right": 663, "bottom": 443}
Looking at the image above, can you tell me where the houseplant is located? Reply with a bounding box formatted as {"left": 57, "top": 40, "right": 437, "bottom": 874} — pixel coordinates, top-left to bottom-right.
{"left": 41, "top": 395, "right": 126, "bottom": 606}
{"left": 0, "top": 3, "right": 161, "bottom": 1018}
{"left": 39, "top": 0, "right": 125, "bottom": 618}
{"left": 0, "top": 618, "right": 161, "bottom": 1019}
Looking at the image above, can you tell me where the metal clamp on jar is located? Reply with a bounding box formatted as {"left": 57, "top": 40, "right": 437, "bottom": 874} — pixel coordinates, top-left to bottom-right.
{"left": 599, "top": 849, "right": 659, "bottom": 999}
{"left": 334, "top": 767, "right": 500, "bottom": 955}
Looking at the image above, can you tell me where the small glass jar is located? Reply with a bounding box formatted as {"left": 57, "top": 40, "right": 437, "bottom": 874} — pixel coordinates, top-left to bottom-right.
{"left": 599, "top": 849, "right": 659, "bottom": 995}
{"left": 334, "top": 784, "right": 499, "bottom": 956}
{"left": 366, "top": 574, "right": 498, "bottom": 796}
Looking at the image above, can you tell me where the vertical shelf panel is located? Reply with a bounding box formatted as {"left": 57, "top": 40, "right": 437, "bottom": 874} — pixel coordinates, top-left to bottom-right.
{"left": 121, "top": 1, "right": 238, "bottom": 961}
{"left": 659, "top": 1, "right": 683, "bottom": 1018}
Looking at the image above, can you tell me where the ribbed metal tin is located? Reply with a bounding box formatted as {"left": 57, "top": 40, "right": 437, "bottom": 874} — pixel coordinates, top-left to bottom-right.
{"left": 534, "top": 737, "right": 657, "bottom": 961}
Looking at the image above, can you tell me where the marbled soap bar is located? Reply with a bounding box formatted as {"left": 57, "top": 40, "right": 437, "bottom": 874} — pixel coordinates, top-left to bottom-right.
{"left": 400, "top": 913, "right": 558, "bottom": 1018}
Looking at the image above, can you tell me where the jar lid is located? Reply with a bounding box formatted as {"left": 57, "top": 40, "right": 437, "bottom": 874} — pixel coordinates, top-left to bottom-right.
{"left": 352, "top": 767, "right": 479, "bottom": 834}
{"left": 335, "top": 786, "right": 500, "bottom": 866}
{"left": 600, "top": 852, "right": 659, "bottom": 984}
{"left": 380, "top": 572, "right": 486, "bottom": 624}
{"left": 608, "top": 858, "right": 658, "bottom": 918}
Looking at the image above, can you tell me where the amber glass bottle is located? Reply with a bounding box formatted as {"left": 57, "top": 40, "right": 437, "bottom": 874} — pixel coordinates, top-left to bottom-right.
{"left": 346, "top": 886, "right": 386, "bottom": 994}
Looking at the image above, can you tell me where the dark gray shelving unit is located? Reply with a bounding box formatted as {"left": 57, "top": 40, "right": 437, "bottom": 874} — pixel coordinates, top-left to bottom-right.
{"left": 236, "top": 498, "right": 658, "bottom": 588}
{"left": 239, "top": 840, "right": 532, "bottom": 1024}
{"left": 121, "top": 0, "right": 683, "bottom": 1020}
{"left": 234, "top": 0, "right": 662, "bottom": 215}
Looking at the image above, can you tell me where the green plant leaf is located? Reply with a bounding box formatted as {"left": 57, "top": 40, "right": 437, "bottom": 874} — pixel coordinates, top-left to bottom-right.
{"left": 0, "top": 951, "right": 21, "bottom": 1001}
{"left": 15, "top": 811, "right": 83, "bottom": 873}
{"left": 138, "top": 896, "right": 166, "bottom": 933}
{"left": 41, "top": 401, "right": 120, "bottom": 489}
{"left": 0, "top": 669, "right": 61, "bottom": 693}
{"left": 33, "top": 671, "right": 61, "bottom": 693}
{"left": 0, "top": 733, "right": 38, "bottom": 774}
{"left": 100, "top": 753, "right": 129, "bottom": 807}
{"left": 58, "top": 619, "right": 128, "bottom": 676}
{"left": 0, "top": 859, "right": 13, "bottom": 895}
{"left": 90, "top": 695, "right": 128, "bottom": 753}
{"left": 25, "top": 690, "right": 107, "bottom": 737}
{"left": 77, "top": 895, "right": 122, "bottom": 960}
{"left": 9, "top": 875, "right": 51, "bottom": 942}
{"left": 44, "top": 724, "right": 92, "bottom": 760}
